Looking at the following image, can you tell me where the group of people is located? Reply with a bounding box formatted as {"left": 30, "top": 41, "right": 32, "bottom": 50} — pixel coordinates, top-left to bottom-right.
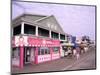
{"left": 72, "top": 43, "right": 89, "bottom": 60}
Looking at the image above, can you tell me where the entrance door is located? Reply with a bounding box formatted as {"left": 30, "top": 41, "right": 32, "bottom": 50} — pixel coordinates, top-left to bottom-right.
{"left": 24, "top": 47, "right": 31, "bottom": 64}
{"left": 24, "top": 47, "right": 35, "bottom": 65}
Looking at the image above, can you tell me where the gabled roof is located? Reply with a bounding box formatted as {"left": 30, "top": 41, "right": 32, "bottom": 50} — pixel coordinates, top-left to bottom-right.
{"left": 12, "top": 13, "right": 65, "bottom": 34}
{"left": 12, "top": 13, "right": 48, "bottom": 25}
{"left": 35, "top": 15, "right": 65, "bottom": 34}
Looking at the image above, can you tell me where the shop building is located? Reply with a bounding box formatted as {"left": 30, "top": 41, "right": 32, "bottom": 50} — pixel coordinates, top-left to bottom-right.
{"left": 11, "top": 14, "right": 66, "bottom": 68}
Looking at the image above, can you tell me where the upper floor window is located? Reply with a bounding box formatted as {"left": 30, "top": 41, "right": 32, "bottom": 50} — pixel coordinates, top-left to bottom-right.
{"left": 60, "top": 34, "right": 65, "bottom": 40}
{"left": 51, "top": 31, "right": 59, "bottom": 39}
{"left": 38, "top": 27, "right": 49, "bottom": 37}
{"left": 13, "top": 25, "right": 21, "bottom": 35}
{"left": 24, "top": 24, "right": 36, "bottom": 35}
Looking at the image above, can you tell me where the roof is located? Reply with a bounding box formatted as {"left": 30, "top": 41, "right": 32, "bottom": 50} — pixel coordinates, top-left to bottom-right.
{"left": 12, "top": 13, "right": 65, "bottom": 34}
{"left": 12, "top": 13, "right": 47, "bottom": 24}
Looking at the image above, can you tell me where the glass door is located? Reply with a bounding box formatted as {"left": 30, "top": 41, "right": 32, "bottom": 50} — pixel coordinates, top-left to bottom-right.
{"left": 24, "top": 47, "right": 31, "bottom": 64}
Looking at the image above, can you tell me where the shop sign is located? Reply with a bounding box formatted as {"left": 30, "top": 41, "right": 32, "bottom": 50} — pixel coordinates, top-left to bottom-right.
{"left": 28, "top": 37, "right": 60, "bottom": 46}
{"left": 14, "top": 36, "right": 28, "bottom": 46}
{"left": 13, "top": 36, "right": 60, "bottom": 47}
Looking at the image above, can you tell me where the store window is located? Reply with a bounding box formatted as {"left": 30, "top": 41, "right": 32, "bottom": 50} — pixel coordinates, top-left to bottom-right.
{"left": 12, "top": 47, "right": 20, "bottom": 58}
{"left": 38, "top": 47, "right": 50, "bottom": 55}
{"left": 13, "top": 25, "right": 21, "bottom": 35}
{"left": 24, "top": 24, "right": 36, "bottom": 35}
{"left": 53, "top": 47, "right": 59, "bottom": 53}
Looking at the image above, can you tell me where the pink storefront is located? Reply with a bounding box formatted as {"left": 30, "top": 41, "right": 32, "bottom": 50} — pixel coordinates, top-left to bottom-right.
{"left": 12, "top": 35, "right": 61, "bottom": 68}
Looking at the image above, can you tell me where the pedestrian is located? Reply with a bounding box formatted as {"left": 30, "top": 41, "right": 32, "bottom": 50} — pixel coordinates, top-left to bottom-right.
{"left": 76, "top": 47, "right": 80, "bottom": 60}
{"left": 84, "top": 47, "right": 88, "bottom": 52}
{"left": 73, "top": 47, "right": 77, "bottom": 57}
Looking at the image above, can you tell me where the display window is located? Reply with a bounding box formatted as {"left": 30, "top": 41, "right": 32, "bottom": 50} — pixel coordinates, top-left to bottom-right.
{"left": 38, "top": 47, "right": 50, "bottom": 55}
{"left": 53, "top": 47, "right": 59, "bottom": 53}
{"left": 12, "top": 47, "right": 20, "bottom": 59}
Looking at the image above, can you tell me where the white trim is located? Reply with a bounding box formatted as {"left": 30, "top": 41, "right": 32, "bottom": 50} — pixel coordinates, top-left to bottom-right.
{"left": 21, "top": 22, "right": 24, "bottom": 34}
{"left": 59, "top": 33, "right": 60, "bottom": 40}
{"left": 36, "top": 26, "right": 38, "bottom": 36}
{"left": 49, "top": 30, "right": 51, "bottom": 38}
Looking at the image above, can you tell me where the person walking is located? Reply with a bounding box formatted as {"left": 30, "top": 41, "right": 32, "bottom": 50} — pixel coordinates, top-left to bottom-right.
{"left": 76, "top": 46, "right": 80, "bottom": 60}
{"left": 73, "top": 42, "right": 80, "bottom": 60}
{"left": 73, "top": 47, "right": 77, "bottom": 57}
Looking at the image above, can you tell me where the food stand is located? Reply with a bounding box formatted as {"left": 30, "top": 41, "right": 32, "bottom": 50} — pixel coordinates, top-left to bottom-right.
{"left": 61, "top": 42, "right": 74, "bottom": 57}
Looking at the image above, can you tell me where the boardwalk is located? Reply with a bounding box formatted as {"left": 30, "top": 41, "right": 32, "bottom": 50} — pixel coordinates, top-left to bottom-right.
{"left": 11, "top": 46, "right": 96, "bottom": 74}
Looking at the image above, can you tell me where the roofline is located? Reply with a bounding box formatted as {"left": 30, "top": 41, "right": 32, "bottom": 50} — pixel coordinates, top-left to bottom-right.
{"left": 12, "top": 13, "right": 66, "bottom": 35}
{"left": 12, "top": 13, "right": 25, "bottom": 22}
{"left": 12, "top": 13, "right": 48, "bottom": 21}
{"left": 34, "top": 15, "right": 52, "bottom": 23}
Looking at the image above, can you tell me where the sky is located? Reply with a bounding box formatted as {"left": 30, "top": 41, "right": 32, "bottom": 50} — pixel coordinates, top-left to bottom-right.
{"left": 12, "top": 1, "right": 96, "bottom": 40}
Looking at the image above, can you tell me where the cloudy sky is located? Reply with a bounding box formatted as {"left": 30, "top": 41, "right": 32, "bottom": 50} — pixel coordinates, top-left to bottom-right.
{"left": 12, "top": 1, "right": 96, "bottom": 40}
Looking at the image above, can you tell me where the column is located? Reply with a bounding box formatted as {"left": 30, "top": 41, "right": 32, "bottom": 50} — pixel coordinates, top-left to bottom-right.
{"left": 20, "top": 46, "right": 24, "bottom": 69}
{"left": 49, "top": 30, "right": 51, "bottom": 38}
{"left": 36, "top": 26, "right": 38, "bottom": 36}
{"left": 50, "top": 47, "right": 53, "bottom": 60}
{"left": 35, "top": 47, "right": 38, "bottom": 64}
{"left": 21, "top": 22, "right": 24, "bottom": 34}
{"left": 59, "top": 33, "right": 60, "bottom": 40}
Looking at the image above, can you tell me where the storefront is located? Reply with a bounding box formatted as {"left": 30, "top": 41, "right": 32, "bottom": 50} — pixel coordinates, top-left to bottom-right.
{"left": 12, "top": 35, "right": 61, "bottom": 68}
{"left": 11, "top": 14, "right": 66, "bottom": 69}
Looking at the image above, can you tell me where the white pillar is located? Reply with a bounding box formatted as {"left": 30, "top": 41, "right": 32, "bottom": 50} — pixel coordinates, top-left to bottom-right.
{"left": 21, "top": 22, "right": 24, "bottom": 34}
{"left": 36, "top": 26, "right": 38, "bottom": 36}
{"left": 49, "top": 30, "right": 51, "bottom": 38}
{"left": 59, "top": 33, "right": 60, "bottom": 40}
